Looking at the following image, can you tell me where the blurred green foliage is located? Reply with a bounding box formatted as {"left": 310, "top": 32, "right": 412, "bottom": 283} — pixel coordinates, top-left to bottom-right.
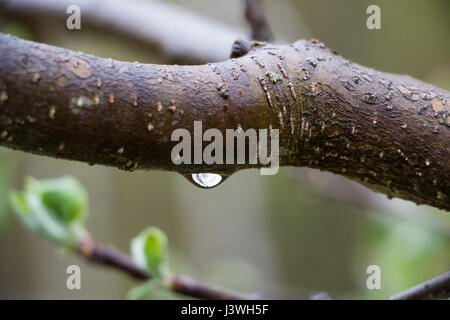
{"left": 10, "top": 176, "right": 89, "bottom": 247}
{"left": 0, "top": 151, "right": 14, "bottom": 229}
{"left": 354, "top": 211, "right": 450, "bottom": 299}
{"left": 1, "top": 22, "right": 33, "bottom": 40}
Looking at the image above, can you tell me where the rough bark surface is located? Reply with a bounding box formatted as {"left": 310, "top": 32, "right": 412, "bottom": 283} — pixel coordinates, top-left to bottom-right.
{"left": 0, "top": 34, "right": 448, "bottom": 210}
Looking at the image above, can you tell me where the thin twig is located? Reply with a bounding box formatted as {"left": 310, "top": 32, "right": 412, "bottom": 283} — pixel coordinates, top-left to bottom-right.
{"left": 388, "top": 271, "right": 450, "bottom": 300}
{"left": 309, "top": 292, "right": 333, "bottom": 300}
{"left": 77, "top": 235, "right": 450, "bottom": 300}
{"left": 243, "top": 0, "right": 273, "bottom": 41}
{"left": 78, "top": 234, "right": 252, "bottom": 300}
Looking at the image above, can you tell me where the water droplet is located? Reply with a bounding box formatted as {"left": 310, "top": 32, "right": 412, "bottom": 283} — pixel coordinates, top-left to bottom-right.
{"left": 132, "top": 95, "right": 138, "bottom": 106}
{"left": 32, "top": 73, "right": 41, "bottom": 83}
{"left": 0, "top": 90, "right": 8, "bottom": 103}
{"left": 49, "top": 106, "right": 56, "bottom": 119}
{"left": 168, "top": 100, "right": 177, "bottom": 113}
{"left": 191, "top": 173, "right": 223, "bottom": 189}
{"left": 93, "top": 94, "right": 100, "bottom": 105}
{"left": 76, "top": 96, "right": 84, "bottom": 107}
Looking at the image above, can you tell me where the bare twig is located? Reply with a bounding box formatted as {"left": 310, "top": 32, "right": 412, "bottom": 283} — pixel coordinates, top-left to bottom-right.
{"left": 79, "top": 233, "right": 450, "bottom": 300}
{"left": 53, "top": 233, "right": 450, "bottom": 300}
{"left": 78, "top": 234, "right": 251, "bottom": 300}
{"left": 310, "top": 292, "right": 333, "bottom": 300}
{"left": 243, "top": 0, "right": 273, "bottom": 41}
{"left": 388, "top": 271, "right": 450, "bottom": 300}
{"left": 0, "top": 0, "right": 245, "bottom": 63}
{"left": 309, "top": 272, "right": 450, "bottom": 300}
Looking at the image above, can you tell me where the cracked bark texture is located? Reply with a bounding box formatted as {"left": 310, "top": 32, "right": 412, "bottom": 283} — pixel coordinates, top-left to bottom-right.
{"left": 0, "top": 34, "right": 448, "bottom": 210}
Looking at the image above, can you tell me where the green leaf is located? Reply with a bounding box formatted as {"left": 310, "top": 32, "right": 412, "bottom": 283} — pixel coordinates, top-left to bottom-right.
{"left": 9, "top": 176, "right": 89, "bottom": 247}
{"left": 37, "top": 176, "right": 88, "bottom": 225}
{"left": 131, "top": 227, "right": 170, "bottom": 279}
{"left": 10, "top": 190, "right": 37, "bottom": 229}
{"left": 127, "top": 278, "right": 162, "bottom": 300}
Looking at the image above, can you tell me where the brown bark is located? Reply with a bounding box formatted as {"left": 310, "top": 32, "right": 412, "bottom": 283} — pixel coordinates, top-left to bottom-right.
{"left": 0, "top": 34, "right": 448, "bottom": 210}
{"left": 78, "top": 234, "right": 249, "bottom": 300}
{"left": 79, "top": 233, "right": 450, "bottom": 300}
{"left": 387, "top": 271, "right": 450, "bottom": 300}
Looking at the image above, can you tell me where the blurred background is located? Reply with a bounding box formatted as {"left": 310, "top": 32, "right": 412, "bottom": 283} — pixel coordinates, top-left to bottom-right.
{"left": 0, "top": 0, "right": 449, "bottom": 299}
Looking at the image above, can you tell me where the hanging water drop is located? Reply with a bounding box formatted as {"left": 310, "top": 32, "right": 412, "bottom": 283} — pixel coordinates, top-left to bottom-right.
{"left": 191, "top": 173, "right": 223, "bottom": 188}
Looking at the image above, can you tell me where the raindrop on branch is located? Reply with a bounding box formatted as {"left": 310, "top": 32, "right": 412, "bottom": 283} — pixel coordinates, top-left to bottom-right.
{"left": 190, "top": 173, "right": 223, "bottom": 189}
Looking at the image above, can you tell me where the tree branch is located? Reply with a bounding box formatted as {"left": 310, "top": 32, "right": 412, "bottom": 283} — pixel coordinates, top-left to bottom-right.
{"left": 80, "top": 233, "right": 450, "bottom": 300}
{"left": 387, "top": 271, "right": 450, "bottom": 300}
{"left": 78, "top": 234, "right": 251, "bottom": 300}
{"left": 243, "top": 0, "right": 273, "bottom": 41}
{"left": 0, "top": 0, "right": 244, "bottom": 64}
{"left": 0, "top": 34, "right": 448, "bottom": 210}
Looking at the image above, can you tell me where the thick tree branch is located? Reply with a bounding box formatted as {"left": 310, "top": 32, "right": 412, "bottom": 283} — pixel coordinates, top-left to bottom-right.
{"left": 0, "top": 34, "right": 448, "bottom": 210}
{"left": 78, "top": 234, "right": 250, "bottom": 300}
{"left": 387, "top": 271, "right": 450, "bottom": 300}
{"left": 0, "top": 0, "right": 244, "bottom": 63}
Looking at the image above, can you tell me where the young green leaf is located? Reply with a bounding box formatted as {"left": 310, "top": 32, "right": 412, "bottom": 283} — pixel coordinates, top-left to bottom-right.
{"left": 127, "top": 278, "right": 162, "bottom": 300}
{"left": 131, "top": 227, "right": 170, "bottom": 279}
{"left": 9, "top": 176, "right": 89, "bottom": 247}
{"left": 30, "top": 176, "right": 88, "bottom": 225}
{"left": 10, "top": 190, "right": 37, "bottom": 229}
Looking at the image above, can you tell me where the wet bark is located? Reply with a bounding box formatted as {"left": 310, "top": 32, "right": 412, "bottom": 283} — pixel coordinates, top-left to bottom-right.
{"left": 0, "top": 34, "right": 448, "bottom": 210}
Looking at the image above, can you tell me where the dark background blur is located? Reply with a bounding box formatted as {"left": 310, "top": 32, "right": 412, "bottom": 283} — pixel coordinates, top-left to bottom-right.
{"left": 0, "top": 0, "right": 448, "bottom": 299}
